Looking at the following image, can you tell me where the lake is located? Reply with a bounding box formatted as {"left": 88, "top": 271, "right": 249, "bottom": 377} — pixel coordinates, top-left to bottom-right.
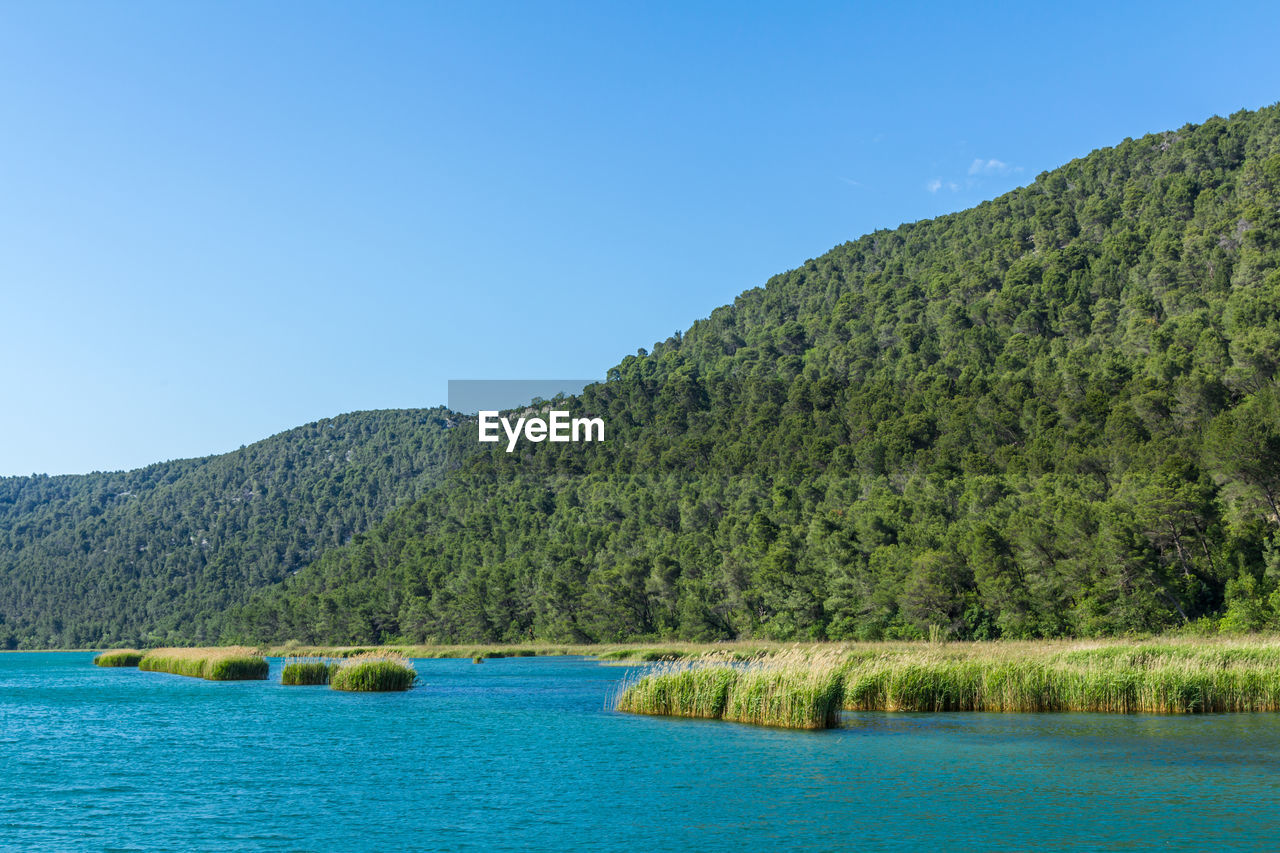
{"left": 2, "top": 652, "right": 1279, "bottom": 850}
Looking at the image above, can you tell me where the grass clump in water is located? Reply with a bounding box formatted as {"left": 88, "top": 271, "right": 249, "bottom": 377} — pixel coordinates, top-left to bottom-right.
{"left": 281, "top": 658, "right": 338, "bottom": 685}
{"left": 617, "top": 663, "right": 739, "bottom": 719}
{"left": 138, "top": 647, "right": 269, "bottom": 681}
{"left": 93, "top": 649, "right": 144, "bottom": 667}
{"left": 724, "top": 655, "right": 846, "bottom": 729}
{"left": 329, "top": 652, "right": 416, "bottom": 692}
{"left": 616, "top": 650, "right": 846, "bottom": 729}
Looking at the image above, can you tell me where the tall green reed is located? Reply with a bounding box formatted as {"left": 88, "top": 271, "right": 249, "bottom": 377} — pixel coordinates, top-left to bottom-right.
{"left": 137, "top": 647, "right": 268, "bottom": 681}
{"left": 93, "top": 649, "right": 144, "bottom": 667}
{"left": 328, "top": 652, "right": 416, "bottom": 692}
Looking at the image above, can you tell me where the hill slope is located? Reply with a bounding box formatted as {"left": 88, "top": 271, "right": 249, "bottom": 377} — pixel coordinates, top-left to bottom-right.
{"left": 0, "top": 409, "right": 464, "bottom": 648}
{"left": 232, "top": 104, "right": 1280, "bottom": 645}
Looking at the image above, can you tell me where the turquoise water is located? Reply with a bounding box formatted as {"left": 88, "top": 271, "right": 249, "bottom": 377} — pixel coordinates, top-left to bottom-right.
{"left": 3, "top": 654, "right": 1280, "bottom": 851}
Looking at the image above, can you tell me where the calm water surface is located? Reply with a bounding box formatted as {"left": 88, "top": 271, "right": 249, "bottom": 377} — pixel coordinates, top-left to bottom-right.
{"left": 2, "top": 652, "right": 1279, "bottom": 851}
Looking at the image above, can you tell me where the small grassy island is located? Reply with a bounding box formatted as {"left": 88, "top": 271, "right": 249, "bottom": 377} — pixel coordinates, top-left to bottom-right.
{"left": 616, "top": 651, "right": 846, "bottom": 729}
{"left": 138, "top": 647, "right": 269, "bottom": 681}
{"left": 281, "top": 659, "right": 338, "bottom": 685}
{"left": 328, "top": 652, "right": 416, "bottom": 692}
{"left": 93, "top": 649, "right": 145, "bottom": 667}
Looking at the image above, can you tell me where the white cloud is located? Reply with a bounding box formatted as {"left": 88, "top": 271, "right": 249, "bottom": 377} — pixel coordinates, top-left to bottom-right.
{"left": 928, "top": 156, "right": 1024, "bottom": 195}
{"left": 968, "top": 158, "right": 1024, "bottom": 177}
{"left": 969, "top": 158, "right": 1010, "bottom": 176}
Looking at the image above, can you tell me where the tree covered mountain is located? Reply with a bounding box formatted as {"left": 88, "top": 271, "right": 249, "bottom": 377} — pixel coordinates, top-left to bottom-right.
{"left": 0, "top": 409, "right": 463, "bottom": 648}
{"left": 231, "top": 104, "right": 1280, "bottom": 645}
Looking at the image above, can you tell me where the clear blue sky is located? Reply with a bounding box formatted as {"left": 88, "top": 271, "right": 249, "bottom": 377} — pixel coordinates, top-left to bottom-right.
{"left": 2, "top": 1, "right": 1277, "bottom": 475}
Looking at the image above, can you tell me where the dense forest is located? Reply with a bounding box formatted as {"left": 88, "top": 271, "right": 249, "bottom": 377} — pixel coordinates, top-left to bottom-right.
{"left": 230, "top": 105, "right": 1280, "bottom": 645}
{"left": 0, "top": 409, "right": 464, "bottom": 648}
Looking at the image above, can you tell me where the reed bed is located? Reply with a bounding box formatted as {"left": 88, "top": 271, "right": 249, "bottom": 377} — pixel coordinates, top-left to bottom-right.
{"left": 725, "top": 654, "right": 846, "bottom": 728}
{"left": 328, "top": 652, "right": 417, "bottom": 692}
{"left": 616, "top": 637, "right": 1280, "bottom": 725}
{"left": 280, "top": 658, "right": 339, "bottom": 685}
{"left": 616, "top": 663, "right": 739, "bottom": 720}
{"left": 615, "top": 650, "right": 847, "bottom": 729}
{"left": 138, "top": 647, "right": 269, "bottom": 681}
{"left": 841, "top": 641, "right": 1280, "bottom": 713}
{"left": 93, "top": 649, "right": 144, "bottom": 667}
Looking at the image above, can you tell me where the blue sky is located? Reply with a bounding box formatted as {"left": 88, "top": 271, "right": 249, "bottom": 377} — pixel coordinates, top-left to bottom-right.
{"left": 2, "top": 1, "right": 1278, "bottom": 475}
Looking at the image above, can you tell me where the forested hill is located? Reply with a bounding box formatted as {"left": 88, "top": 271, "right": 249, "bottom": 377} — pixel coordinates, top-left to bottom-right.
{"left": 0, "top": 409, "right": 464, "bottom": 648}
{"left": 232, "top": 104, "right": 1280, "bottom": 645}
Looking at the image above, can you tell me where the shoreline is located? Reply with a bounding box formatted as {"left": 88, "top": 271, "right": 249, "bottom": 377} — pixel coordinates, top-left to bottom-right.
{"left": 17, "top": 632, "right": 1280, "bottom": 657}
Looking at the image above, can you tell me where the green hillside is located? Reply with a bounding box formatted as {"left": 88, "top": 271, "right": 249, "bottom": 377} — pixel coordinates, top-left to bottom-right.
{"left": 0, "top": 409, "right": 463, "bottom": 648}
{"left": 232, "top": 105, "right": 1280, "bottom": 645}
